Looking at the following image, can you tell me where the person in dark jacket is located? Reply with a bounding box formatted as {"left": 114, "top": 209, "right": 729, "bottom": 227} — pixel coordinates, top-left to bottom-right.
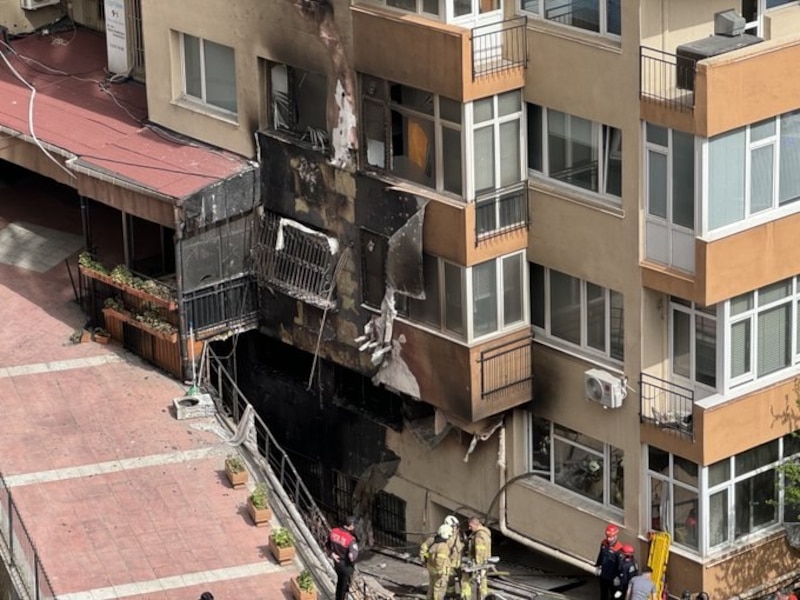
{"left": 615, "top": 545, "right": 639, "bottom": 599}
{"left": 327, "top": 516, "right": 360, "bottom": 600}
{"left": 595, "top": 523, "right": 623, "bottom": 600}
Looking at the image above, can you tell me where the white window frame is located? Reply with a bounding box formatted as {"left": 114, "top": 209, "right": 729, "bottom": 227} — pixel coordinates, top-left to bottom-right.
{"left": 532, "top": 264, "right": 624, "bottom": 362}
{"left": 179, "top": 33, "right": 237, "bottom": 115}
{"left": 528, "top": 104, "right": 622, "bottom": 204}
{"left": 669, "top": 298, "right": 718, "bottom": 393}
{"left": 364, "top": 0, "right": 504, "bottom": 23}
{"left": 518, "top": 0, "right": 621, "bottom": 38}
{"left": 530, "top": 416, "right": 624, "bottom": 511}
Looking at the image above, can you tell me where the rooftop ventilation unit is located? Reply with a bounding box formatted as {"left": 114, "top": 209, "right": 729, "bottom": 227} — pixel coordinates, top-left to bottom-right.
{"left": 21, "top": 0, "right": 60, "bottom": 9}
{"left": 714, "top": 9, "right": 746, "bottom": 36}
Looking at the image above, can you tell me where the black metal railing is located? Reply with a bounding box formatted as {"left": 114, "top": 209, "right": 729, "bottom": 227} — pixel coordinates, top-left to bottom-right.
{"left": 182, "top": 274, "right": 259, "bottom": 338}
{"left": 479, "top": 332, "right": 533, "bottom": 401}
{"left": 471, "top": 16, "right": 528, "bottom": 80}
{"left": 640, "top": 46, "right": 696, "bottom": 111}
{"left": 640, "top": 372, "right": 695, "bottom": 440}
{"left": 205, "top": 348, "right": 391, "bottom": 600}
{"left": 0, "top": 473, "right": 57, "bottom": 600}
{"left": 475, "top": 182, "right": 529, "bottom": 245}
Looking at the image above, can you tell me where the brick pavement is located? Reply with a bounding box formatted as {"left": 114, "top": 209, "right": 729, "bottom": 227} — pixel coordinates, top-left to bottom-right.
{"left": 0, "top": 181, "right": 303, "bottom": 599}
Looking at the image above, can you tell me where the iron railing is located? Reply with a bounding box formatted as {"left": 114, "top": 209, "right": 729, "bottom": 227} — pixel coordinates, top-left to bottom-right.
{"left": 475, "top": 182, "right": 529, "bottom": 245}
{"left": 640, "top": 372, "right": 695, "bottom": 440}
{"left": 640, "top": 46, "right": 696, "bottom": 111}
{"left": 471, "top": 16, "right": 528, "bottom": 80}
{"left": 204, "top": 348, "right": 391, "bottom": 600}
{"left": 182, "top": 274, "right": 259, "bottom": 338}
{"left": 0, "top": 473, "right": 57, "bottom": 600}
{"left": 479, "top": 332, "right": 534, "bottom": 401}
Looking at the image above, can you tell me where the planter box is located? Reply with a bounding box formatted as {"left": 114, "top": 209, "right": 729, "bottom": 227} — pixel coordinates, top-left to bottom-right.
{"left": 291, "top": 576, "right": 317, "bottom": 600}
{"left": 269, "top": 536, "right": 296, "bottom": 566}
{"left": 101, "top": 307, "right": 178, "bottom": 343}
{"left": 247, "top": 497, "right": 273, "bottom": 527}
{"left": 80, "top": 265, "right": 177, "bottom": 311}
{"left": 225, "top": 463, "right": 248, "bottom": 489}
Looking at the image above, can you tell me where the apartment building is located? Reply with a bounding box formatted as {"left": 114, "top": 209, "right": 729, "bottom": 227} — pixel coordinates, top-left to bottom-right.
{"left": 2, "top": 0, "right": 800, "bottom": 597}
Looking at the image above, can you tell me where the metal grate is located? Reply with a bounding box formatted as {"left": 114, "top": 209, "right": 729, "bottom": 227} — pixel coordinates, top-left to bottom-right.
{"left": 471, "top": 16, "right": 528, "bottom": 80}
{"left": 475, "top": 182, "right": 529, "bottom": 245}
{"left": 181, "top": 274, "right": 259, "bottom": 338}
{"left": 640, "top": 46, "right": 696, "bottom": 111}
{"left": 640, "top": 372, "right": 695, "bottom": 440}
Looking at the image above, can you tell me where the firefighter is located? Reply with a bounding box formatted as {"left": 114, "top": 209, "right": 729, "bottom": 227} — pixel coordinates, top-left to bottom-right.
{"left": 595, "top": 523, "right": 623, "bottom": 600}
{"left": 426, "top": 524, "right": 454, "bottom": 600}
{"left": 461, "top": 517, "right": 492, "bottom": 600}
{"left": 615, "top": 544, "right": 639, "bottom": 599}
{"left": 420, "top": 515, "right": 461, "bottom": 566}
{"left": 444, "top": 515, "right": 464, "bottom": 597}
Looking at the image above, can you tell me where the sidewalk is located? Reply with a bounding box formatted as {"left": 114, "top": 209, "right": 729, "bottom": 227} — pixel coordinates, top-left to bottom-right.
{"left": 0, "top": 175, "right": 303, "bottom": 599}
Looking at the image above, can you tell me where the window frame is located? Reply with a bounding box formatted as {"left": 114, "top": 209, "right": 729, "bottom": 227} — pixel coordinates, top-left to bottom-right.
{"left": 527, "top": 103, "right": 622, "bottom": 204}
{"left": 669, "top": 298, "right": 718, "bottom": 392}
{"left": 518, "top": 0, "right": 621, "bottom": 38}
{"left": 179, "top": 33, "right": 237, "bottom": 116}
{"left": 531, "top": 263, "right": 624, "bottom": 362}
{"left": 268, "top": 61, "right": 329, "bottom": 152}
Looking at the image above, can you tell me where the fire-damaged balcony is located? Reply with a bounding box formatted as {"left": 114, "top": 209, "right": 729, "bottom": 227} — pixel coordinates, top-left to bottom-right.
{"left": 352, "top": 4, "right": 527, "bottom": 102}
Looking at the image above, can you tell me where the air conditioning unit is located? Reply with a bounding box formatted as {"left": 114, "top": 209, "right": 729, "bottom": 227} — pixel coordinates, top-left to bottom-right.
{"left": 21, "top": 0, "right": 61, "bottom": 10}
{"left": 584, "top": 368, "right": 626, "bottom": 409}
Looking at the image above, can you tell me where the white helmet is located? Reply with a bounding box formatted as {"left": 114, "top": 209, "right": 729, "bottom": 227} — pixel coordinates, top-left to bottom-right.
{"left": 444, "top": 515, "right": 459, "bottom": 528}
{"left": 588, "top": 460, "right": 601, "bottom": 474}
{"left": 437, "top": 524, "right": 453, "bottom": 540}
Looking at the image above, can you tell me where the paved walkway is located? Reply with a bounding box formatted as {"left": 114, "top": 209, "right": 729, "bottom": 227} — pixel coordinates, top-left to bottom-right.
{"left": 0, "top": 173, "right": 302, "bottom": 599}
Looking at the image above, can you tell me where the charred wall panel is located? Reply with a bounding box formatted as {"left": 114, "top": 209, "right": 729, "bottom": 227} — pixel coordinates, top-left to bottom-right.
{"left": 181, "top": 166, "right": 260, "bottom": 236}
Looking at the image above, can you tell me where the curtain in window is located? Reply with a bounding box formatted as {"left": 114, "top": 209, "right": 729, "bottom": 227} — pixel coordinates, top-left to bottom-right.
{"left": 709, "top": 129, "right": 745, "bottom": 230}
{"left": 779, "top": 110, "right": 800, "bottom": 205}
{"left": 730, "top": 319, "right": 751, "bottom": 379}
{"left": 757, "top": 304, "right": 790, "bottom": 376}
{"left": 750, "top": 144, "right": 774, "bottom": 214}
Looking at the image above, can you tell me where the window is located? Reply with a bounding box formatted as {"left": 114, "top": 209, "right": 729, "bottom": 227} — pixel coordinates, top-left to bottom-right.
{"left": 181, "top": 34, "right": 237, "bottom": 114}
{"left": 670, "top": 298, "right": 717, "bottom": 389}
{"left": 360, "top": 230, "right": 408, "bottom": 313}
{"left": 519, "top": 0, "right": 621, "bottom": 37}
{"left": 707, "top": 110, "right": 800, "bottom": 231}
{"left": 363, "top": 76, "right": 463, "bottom": 195}
{"left": 647, "top": 448, "right": 699, "bottom": 551}
{"left": 531, "top": 416, "right": 624, "bottom": 509}
{"left": 270, "top": 63, "right": 329, "bottom": 150}
{"left": 407, "top": 252, "right": 527, "bottom": 341}
{"left": 364, "top": 0, "right": 501, "bottom": 20}
{"left": 646, "top": 124, "right": 695, "bottom": 230}
{"left": 531, "top": 263, "right": 624, "bottom": 361}
{"left": 528, "top": 104, "right": 622, "bottom": 201}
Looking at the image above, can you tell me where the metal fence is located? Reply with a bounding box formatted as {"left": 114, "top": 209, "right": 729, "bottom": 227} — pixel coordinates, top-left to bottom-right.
{"left": 475, "top": 182, "right": 529, "bottom": 245}
{"left": 182, "top": 275, "right": 260, "bottom": 338}
{"left": 0, "top": 473, "right": 57, "bottom": 600}
{"left": 471, "top": 16, "right": 528, "bottom": 79}
{"left": 204, "top": 347, "right": 392, "bottom": 600}
{"left": 640, "top": 46, "right": 696, "bottom": 111}
{"left": 640, "top": 372, "right": 695, "bottom": 440}
{"left": 479, "top": 333, "right": 534, "bottom": 401}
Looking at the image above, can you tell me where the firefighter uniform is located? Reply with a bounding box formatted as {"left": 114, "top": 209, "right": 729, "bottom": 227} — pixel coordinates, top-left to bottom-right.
{"left": 427, "top": 533, "right": 452, "bottom": 600}
{"left": 461, "top": 520, "right": 492, "bottom": 600}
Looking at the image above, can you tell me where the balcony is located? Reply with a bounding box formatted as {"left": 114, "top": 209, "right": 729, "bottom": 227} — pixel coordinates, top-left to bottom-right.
{"left": 394, "top": 323, "right": 533, "bottom": 422}
{"left": 352, "top": 4, "right": 527, "bottom": 102}
{"left": 640, "top": 373, "right": 695, "bottom": 442}
{"left": 640, "top": 36, "right": 800, "bottom": 137}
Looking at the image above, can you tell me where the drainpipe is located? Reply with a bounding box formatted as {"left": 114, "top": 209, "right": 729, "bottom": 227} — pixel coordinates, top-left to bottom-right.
{"left": 495, "top": 424, "right": 597, "bottom": 575}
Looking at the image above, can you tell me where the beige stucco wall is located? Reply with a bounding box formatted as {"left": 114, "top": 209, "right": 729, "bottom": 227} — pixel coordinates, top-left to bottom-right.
{"left": 0, "top": 0, "right": 61, "bottom": 34}
{"left": 141, "top": 0, "right": 353, "bottom": 158}
{"left": 640, "top": 0, "right": 736, "bottom": 51}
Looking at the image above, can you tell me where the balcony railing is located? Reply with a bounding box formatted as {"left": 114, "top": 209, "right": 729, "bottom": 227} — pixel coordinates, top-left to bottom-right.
{"left": 640, "top": 46, "right": 696, "bottom": 111}
{"left": 471, "top": 16, "right": 528, "bottom": 80}
{"left": 475, "top": 182, "right": 529, "bottom": 245}
{"left": 640, "top": 372, "right": 695, "bottom": 440}
{"left": 0, "top": 473, "right": 57, "bottom": 600}
{"left": 182, "top": 274, "right": 260, "bottom": 338}
{"left": 479, "top": 333, "right": 533, "bottom": 401}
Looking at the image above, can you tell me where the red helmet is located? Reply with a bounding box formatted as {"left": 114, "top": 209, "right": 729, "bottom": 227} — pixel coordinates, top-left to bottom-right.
{"left": 605, "top": 524, "right": 619, "bottom": 537}
{"left": 622, "top": 544, "right": 635, "bottom": 556}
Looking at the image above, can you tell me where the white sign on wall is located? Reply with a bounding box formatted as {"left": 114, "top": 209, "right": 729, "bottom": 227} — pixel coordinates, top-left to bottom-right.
{"left": 104, "top": 0, "right": 129, "bottom": 75}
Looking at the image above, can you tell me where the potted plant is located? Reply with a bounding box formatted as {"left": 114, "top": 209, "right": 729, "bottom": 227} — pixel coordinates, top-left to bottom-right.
{"left": 291, "top": 569, "right": 317, "bottom": 600}
{"left": 91, "top": 327, "right": 111, "bottom": 344}
{"left": 269, "top": 527, "right": 296, "bottom": 565}
{"left": 224, "top": 454, "right": 248, "bottom": 488}
{"left": 247, "top": 481, "right": 272, "bottom": 526}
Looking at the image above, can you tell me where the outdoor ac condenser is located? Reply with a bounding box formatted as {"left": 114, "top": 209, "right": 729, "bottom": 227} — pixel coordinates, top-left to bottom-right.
{"left": 584, "top": 368, "right": 626, "bottom": 409}
{"left": 21, "top": 0, "right": 61, "bottom": 10}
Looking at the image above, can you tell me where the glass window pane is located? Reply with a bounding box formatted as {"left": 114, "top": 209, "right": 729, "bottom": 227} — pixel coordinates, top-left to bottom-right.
{"left": 440, "top": 96, "right": 462, "bottom": 123}
{"left": 474, "top": 98, "right": 493, "bottom": 123}
{"left": 604, "top": 126, "right": 622, "bottom": 197}
{"left": 757, "top": 304, "right": 790, "bottom": 377}
{"left": 735, "top": 469, "right": 776, "bottom": 538}
{"left": 408, "top": 254, "right": 441, "bottom": 327}
{"left": 476, "top": 198, "right": 496, "bottom": 236}
{"left": 294, "top": 69, "right": 327, "bottom": 132}
{"left": 586, "top": 283, "right": 605, "bottom": 352}
{"left": 388, "top": 0, "right": 417, "bottom": 9}
{"left": 751, "top": 118, "right": 776, "bottom": 142}
{"left": 673, "top": 130, "right": 695, "bottom": 229}
{"left": 650, "top": 477, "right": 668, "bottom": 531}
{"left": 550, "top": 270, "right": 581, "bottom": 344}
{"left": 751, "top": 144, "right": 774, "bottom": 214}
{"left": 779, "top": 109, "right": 800, "bottom": 205}
{"left": 204, "top": 40, "right": 237, "bottom": 113}
{"left": 531, "top": 263, "right": 545, "bottom": 328}
{"left": 610, "top": 446, "right": 624, "bottom": 509}
{"left": 500, "top": 120, "right": 521, "bottom": 187}
{"left": 672, "top": 310, "right": 690, "bottom": 378}
{"left": 498, "top": 91, "right": 521, "bottom": 116}
{"left": 527, "top": 103, "right": 543, "bottom": 172}
{"left": 708, "top": 459, "right": 730, "bottom": 487}
{"left": 474, "top": 126, "right": 495, "bottom": 194}
{"left": 786, "top": 432, "right": 800, "bottom": 457}
{"left": 709, "top": 128, "right": 746, "bottom": 230}
{"left": 647, "top": 123, "right": 668, "bottom": 146}
{"left": 607, "top": 0, "right": 621, "bottom": 35}
{"left": 454, "top": 0, "right": 472, "bottom": 16}
{"left": 648, "top": 151, "right": 667, "bottom": 218}
{"left": 391, "top": 84, "right": 434, "bottom": 115}
{"left": 503, "top": 254, "right": 523, "bottom": 326}
{"left": 736, "top": 440, "right": 779, "bottom": 475}
{"left": 521, "top": 0, "right": 540, "bottom": 13}
{"left": 554, "top": 439, "right": 604, "bottom": 502}
{"left": 183, "top": 34, "right": 202, "bottom": 99}
{"left": 444, "top": 262, "right": 464, "bottom": 335}
{"left": 472, "top": 260, "right": 498, "bottom": 337}
{"left": 730, "top": 319, "right": 751, "bottom": 378}
{"left": 530, "top": 416, "right": 551, "bottom": 472}
{"left": 610, "top": 290, "right": 624, "bottom": 361}
{"left": 673, "top": 487, "right": 698, "bottom": 550}
{"left": 730, "top": 293, "right": 753, "bottom": 316}
{"left": 548, "top": 111, "right": 597, "bottom": 192}
{"left": 696, "top": 314, "right": 717, "bottom": 387}
{"left": 648, "top": 446, "right": 670, "bottom": 475}
{"left": 759, "top": 279, "right": 791, "bottom": 305}
{"left": 423, "top": 0, "right": 440, "bottom": 14}
{"left": 479, "top": 0, "right": 500, "bottom": 13}
{"left": 364, "top": 100, "right": 386, "bottom": 168}
{"left": 709, "top": 490, "right": 729, "bottom": 546}
{"left": 674, "top": 456, "right": 698, "bottom": 486}
{"left": 443, "top": 126, "right": 463, "bottom": 195}
{"left": 391, "top": 113, "right": 435, "bottom": 188}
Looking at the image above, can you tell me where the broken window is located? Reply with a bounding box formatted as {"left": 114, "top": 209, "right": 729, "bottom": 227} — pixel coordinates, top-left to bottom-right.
{"left": 252, "top": 212, "right": 339, "bottom": 309}
{"left": 270, "top": 63, "right": 329, "bottom": 151}
{"left": 360, "top": 230, "right": 408, "bottom": 313}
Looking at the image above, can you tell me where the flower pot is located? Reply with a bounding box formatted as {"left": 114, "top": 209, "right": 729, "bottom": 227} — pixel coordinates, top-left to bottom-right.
{"left": 225, "top": 463, "right": 248, "bottom": 489}
{"left": 269, "top": 535, "right": 296, "bottom": 566}
{"left": 247, "top": 496, "right": 273, "bottom": 527}
{"left": 291, "top": 575, "right": 317, "bottom": 600}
